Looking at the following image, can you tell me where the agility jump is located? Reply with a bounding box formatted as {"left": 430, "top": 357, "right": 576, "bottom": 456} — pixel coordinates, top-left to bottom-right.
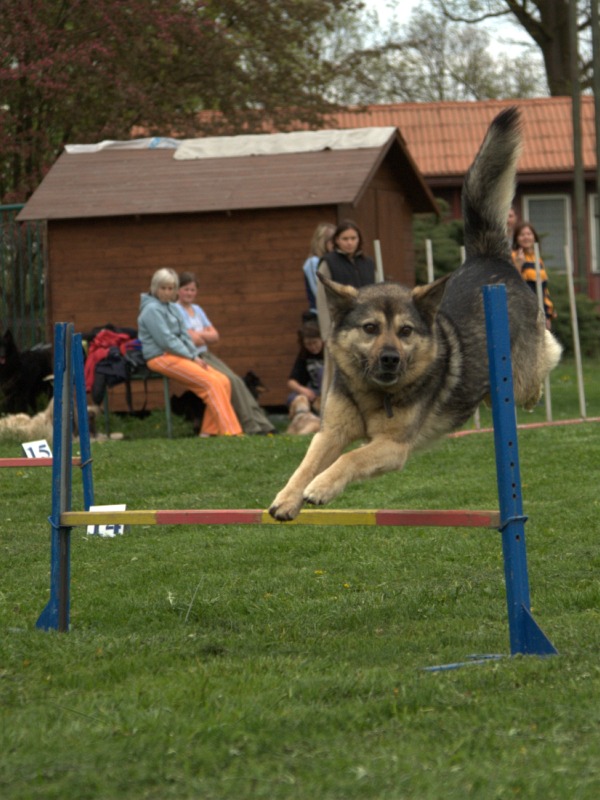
{"left": 37, "top": 286, "right": 557, "bottom": 661}
{"left": 61, "top": 508, "right": 500, "bottom": 527}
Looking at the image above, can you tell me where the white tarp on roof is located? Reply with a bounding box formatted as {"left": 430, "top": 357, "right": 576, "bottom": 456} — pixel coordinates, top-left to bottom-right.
{"left": 65, "top": 137, "right": 181, "bottom": 154}
{"left": 63, "top": 127, "right": 396, "bottom": 159}
{"left": 174, "top": 127, "right": 397, "bottom": 160}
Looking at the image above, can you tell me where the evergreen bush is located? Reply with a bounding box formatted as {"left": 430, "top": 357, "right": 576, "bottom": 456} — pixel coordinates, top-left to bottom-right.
{"left": 413, "top": 198, "right": 464, "bottom": 284}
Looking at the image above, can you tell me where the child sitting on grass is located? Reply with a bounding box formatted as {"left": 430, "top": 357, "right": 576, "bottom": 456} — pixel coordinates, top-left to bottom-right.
{"left": 286, "top": 318, "right": 324, "bottom": 414}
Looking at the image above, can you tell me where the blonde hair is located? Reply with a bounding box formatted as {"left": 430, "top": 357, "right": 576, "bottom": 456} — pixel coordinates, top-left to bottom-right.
{"left": 150, "top": 268, "right": 179, "bottom": 296}
{"left": 309, "top": 223, "right": 335, "bottom": 259}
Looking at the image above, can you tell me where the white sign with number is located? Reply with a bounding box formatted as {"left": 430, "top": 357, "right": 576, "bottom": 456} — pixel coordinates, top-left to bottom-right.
{"left": 86, "top": 504, "right": 127, "bottom": 538}
{"left": 22, "top": 439, "right": 52, "bottom": 458}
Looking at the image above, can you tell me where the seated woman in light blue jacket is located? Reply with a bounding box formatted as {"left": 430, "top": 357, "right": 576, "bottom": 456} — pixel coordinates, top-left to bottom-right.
{"left": 137, "top": 268, "right": 241, "bottom": 437}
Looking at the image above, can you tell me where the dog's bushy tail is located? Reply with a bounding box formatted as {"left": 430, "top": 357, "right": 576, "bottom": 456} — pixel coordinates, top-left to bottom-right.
{"left": 462, "top": 107, "right": 522, "bottom": 262}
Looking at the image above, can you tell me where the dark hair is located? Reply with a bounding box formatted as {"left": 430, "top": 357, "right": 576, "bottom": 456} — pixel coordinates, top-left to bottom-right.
{"left": 178, "top": 272, "right": 198, "bottom": 288}
{"left": 296, "top": 319, "right": 323, "bottom": 357}
{"left": 333, "top": 219, "right": 363, "bottom": 253}
{"left": 300, "top": 319, "right": 321, "bottom": 341}
{"left": 512, "top": 222, "right": 540, "bottom": 252}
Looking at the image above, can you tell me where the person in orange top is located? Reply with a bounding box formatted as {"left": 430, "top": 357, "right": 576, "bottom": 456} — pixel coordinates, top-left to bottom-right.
{"left": 137, "top": 268, "right": 242, "bottom": 437}
{"left": 511, "top": 222, "right": 556, "bottom": 330}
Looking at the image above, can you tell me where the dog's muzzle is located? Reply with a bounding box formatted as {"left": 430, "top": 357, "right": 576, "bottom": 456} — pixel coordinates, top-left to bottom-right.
{"left": 372, "top": 348, "right": 402, "bottom": 386}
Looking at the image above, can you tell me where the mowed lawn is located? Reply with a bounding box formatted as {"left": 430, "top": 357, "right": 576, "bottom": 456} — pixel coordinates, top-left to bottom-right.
{"left": 1, "top": 358, "right": 600, "bottom": 799}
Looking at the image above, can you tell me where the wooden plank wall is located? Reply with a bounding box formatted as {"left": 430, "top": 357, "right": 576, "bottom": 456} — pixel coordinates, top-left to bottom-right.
{"left": 45, "top": 168, "right": 416, "bottom": 412}
{"left": 47, "top": 207, "right": 335, "bottom": 410}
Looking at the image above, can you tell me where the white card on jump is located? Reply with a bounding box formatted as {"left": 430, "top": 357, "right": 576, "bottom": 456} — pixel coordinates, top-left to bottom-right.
{"left": 22, "top": 439, "right": 52, "bottom": 458}
{"left": 86, "top": 504, "right": 127, "bottom": 538}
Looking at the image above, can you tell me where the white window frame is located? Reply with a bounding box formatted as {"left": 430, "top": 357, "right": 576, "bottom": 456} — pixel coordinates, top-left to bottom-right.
{"left": 522, "top": 193, "right": 571, "bottom": 272}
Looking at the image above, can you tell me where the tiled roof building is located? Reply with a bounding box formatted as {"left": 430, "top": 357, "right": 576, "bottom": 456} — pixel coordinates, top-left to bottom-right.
{"left": 328, "top": 97, "right": 600, "bottom": 299}
{"left": 329, "top": 96, "right": 597, "bottom": 178}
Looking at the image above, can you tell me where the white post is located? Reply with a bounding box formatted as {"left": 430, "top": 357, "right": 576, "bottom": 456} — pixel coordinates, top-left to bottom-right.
{"left": 533, "top": 243, "right": 553, "bottom": 421}
{"left": 564, "top": 245, "right": 587, "bottom": 418}
{"left": 457, "top": 244, "right": 480, "bottom": 427}
{"left": 374, "top": 240, "right": 384, "bottom": 283}
{"left": 425, "top": 239, "right": 434, "bottom": 283}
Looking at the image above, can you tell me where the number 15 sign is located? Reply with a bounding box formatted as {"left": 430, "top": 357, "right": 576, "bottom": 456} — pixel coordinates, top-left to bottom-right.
{"left": 22, "top": 439, "right": 52, "bottom": 458}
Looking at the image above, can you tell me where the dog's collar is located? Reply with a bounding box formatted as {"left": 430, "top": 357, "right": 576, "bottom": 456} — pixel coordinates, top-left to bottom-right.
{"left": 383, "top": 394, "right": 394, "bottom": 418}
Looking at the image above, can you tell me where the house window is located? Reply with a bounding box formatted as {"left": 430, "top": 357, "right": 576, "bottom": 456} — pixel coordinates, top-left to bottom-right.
{"left": 590, "top": 195, "right": 600, "bottom": 273}
{"left": 522, "top": 195, "right": 570, "bottom": 271}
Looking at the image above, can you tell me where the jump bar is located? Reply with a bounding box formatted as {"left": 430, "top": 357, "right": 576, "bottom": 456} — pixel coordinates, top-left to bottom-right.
{"left": 0, "top": 457, "right": 82, "bottom": 468}
{"left": 60, "top": 508, "right": 501, "bottom": 528}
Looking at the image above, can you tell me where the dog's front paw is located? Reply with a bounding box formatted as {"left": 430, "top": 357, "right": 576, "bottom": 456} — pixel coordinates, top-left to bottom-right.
{"left": 303, "top": 474, "right": 344, "bottom": 507}
{"left": 268, "top": 489, "right": 304, "bottom": 521}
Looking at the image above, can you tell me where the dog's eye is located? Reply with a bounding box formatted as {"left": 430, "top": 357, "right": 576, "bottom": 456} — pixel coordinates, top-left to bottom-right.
{"left": 398, "top": 325, "right": 413, "bottom": 338}
{"left": 362, "top": 323, "right": 379, "bottom": 335}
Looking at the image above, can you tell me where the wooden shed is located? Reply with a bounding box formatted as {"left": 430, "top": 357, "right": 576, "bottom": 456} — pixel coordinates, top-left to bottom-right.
{"left": 18, "top": 127, "right": 437, "bottom": 408}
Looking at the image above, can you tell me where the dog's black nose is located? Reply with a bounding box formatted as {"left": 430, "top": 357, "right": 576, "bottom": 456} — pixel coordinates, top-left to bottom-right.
{"left": 379, "top": 349, "right": 400, "bottom": 371}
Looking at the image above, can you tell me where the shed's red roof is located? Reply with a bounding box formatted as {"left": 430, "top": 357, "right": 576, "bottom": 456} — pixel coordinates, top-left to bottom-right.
{"left": 328, "top": 96, "right": 597, "bottom": 178}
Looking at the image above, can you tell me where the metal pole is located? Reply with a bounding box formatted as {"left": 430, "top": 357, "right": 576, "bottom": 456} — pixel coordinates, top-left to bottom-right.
{"left": 373, "top": 239, "right": 384, "bottom": 283}
{"left": 533, "top": 243, "right": 553, "bottom": 422}
{"left": 426, "top": 239, "right": 434, "bottom": 282}
{"left": 564, "top": 245, "right": 587, "bottom": 418}
{"left": 592, "top": 0, "right": 600, "bottom": 274}
{"left": 72, "top": 333, "right": 95, "bottom": 508}
{"left": 36, "top": 323, "right": 74, "bottom": 632}
{"left": 569, "top": 0, "right": 587, "bottom": 288}
{"left": 483, "top": 285, "right": 557, "bottom": 656}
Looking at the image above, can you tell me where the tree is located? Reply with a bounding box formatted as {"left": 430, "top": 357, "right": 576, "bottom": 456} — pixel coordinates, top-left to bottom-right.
{"left": 322, "top": 3, "right": 545, "bottom": 103}
{"left": 0, "top": 0, "right": 362, "bottom": 202}
{"left": 435, "top": 0, "right": 592, "bottom": 96}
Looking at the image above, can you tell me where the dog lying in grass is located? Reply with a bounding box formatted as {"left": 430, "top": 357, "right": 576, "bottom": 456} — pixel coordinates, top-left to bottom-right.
{"left": 0, "top": 400, "right": 55, "bottom": 442}
{"left": 0, "top": 400, "right": 107, "bottom": 443}
{"left": 269, "top": 107, "right": 562, "bottom": 520}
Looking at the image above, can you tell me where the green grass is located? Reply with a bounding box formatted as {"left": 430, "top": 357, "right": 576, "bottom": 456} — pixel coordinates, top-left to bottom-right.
{"left": 1, "top": 358, "right": 600, "bottom": 799}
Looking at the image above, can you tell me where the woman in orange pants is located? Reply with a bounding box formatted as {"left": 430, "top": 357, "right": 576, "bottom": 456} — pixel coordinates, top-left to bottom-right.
{"left": 138, "top": 268, "right": 241, "bottom": 436}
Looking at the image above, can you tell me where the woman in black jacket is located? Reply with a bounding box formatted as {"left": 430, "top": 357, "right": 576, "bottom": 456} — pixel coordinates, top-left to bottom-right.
{"left": 316, "top": 220, "right": 376, "bottom": 403}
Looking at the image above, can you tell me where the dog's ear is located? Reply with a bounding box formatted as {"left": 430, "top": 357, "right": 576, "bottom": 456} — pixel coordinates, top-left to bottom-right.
{"left": 411, "top": 273, "right": 451, "bottom": 325}
{"left": 2, "top": 329, "right": 16, "bottom": 348}
{"left": 317, "top": 274, "right": 359, "bottom": 322}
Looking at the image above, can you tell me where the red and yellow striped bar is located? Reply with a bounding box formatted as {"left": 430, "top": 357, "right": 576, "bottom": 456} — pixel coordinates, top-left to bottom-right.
{"left": 376, "top": 509, "right": 500, "bottom": 528}
{"left": 60, "top": 508, "right": 500, "bottom": 528}
{"left": 0, "top": 457, "right": 82, "bottom": 468}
